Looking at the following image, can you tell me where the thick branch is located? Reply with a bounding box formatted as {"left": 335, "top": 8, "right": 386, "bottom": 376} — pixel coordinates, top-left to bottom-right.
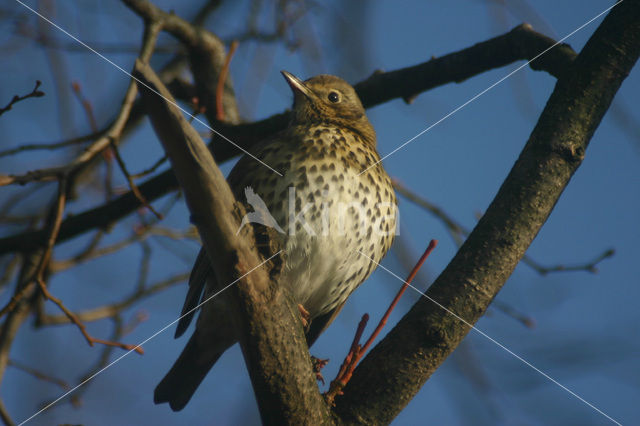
{"left": 333, "top": 2, "right": 640, "bottom": 423}
{"left": 208, "top": 23, "right": 577, "bottom": 162}
{"left": 133, "top": 61, "right": 331, "bottom": 424}
{"left": 122, "top": 0, "right": 239, "bottom": 124}
{"left": 354, "top": 23, "right": 575, "bottom": 107}
{"left": 0, "top": 25, "right": 576, "bottom": 255}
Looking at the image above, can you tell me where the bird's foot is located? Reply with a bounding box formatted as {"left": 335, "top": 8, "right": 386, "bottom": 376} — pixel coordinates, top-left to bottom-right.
{"left": 311, "top": 356, "right": 329, "bottom": 385}
{"left": 298, "top": 304, "right": 311, "bottom": 329}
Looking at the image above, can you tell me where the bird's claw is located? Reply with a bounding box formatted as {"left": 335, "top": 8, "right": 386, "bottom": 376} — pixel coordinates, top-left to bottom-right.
{"left": 298, "top": 304, "right": 311, "bottom": 329}
{"left": 311, "top": 356, "right": 329, "bottom": 385}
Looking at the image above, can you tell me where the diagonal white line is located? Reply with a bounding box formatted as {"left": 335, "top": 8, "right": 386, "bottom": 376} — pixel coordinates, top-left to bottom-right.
{"left": 12, "top": 0, "right": 283, "bottom": 177}
{"left": 358, "top": 1, "right": 621, "bottom": 176}
{"left": 18, "top": 250, "right": 282, "bottom": 426}
{"left": 356, "top": 250, "right": 621, "bottom": 425}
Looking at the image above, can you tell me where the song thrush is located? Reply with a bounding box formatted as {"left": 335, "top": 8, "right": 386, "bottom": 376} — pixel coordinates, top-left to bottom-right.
{"left": 155, "top": 71, "right": 397, "bottom": 411}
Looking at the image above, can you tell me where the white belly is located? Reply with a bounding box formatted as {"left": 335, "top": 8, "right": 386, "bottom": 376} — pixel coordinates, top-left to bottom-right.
{"left": 271, "top": 165, "right": 397, "bottom": 317}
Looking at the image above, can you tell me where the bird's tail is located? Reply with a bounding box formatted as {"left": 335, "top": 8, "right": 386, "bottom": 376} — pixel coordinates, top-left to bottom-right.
{"left": 154, "top": 332, "right": 231, "bottom": 411}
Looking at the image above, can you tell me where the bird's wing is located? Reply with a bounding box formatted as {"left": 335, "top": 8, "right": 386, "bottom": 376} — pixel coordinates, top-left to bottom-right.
{"left": 172, "top": 136, "right": 284, "bottom": 339}
{"left": 175, "top": 248, "right": 211, "bottom": 338}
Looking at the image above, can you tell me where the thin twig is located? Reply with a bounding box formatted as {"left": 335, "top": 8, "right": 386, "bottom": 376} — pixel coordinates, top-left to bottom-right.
{"left": 49, "top": 225, "right": 194, "bottom": 272}
{"left": 329, "top": 314, "right": 369, "bottom": 395}
{"left": 362, "top": 241, "right": 438, "bottom": 355}
{"left": 393, "top": 179, "right": 466, "bottom": 244}
{"left": 0, "top": 281, "right": 37, "bottom": 318}
{"left": 40, "top": 314, "right": 136, "bottom": 410}
{"left": 394, "top": 179, "right": 614, "bottom": 276}
{"left": 0, "top": 22, "right": 162, "bottom": 187}
{"left": 109, "top": 140, "right": 163, "bottom": 219}
{"left": 136, "top": 241, "right": 152, "bottom": 291}
{"left": 8, "top": 359, "right": 70, "bottom": 390}
{"left": 0, "top": 177, "right": 68, "bottom": 318}
{"left": 325, "top": 240, "right": 438, "bottom": 405}
{"left": 71, "top": 81, "right": 99, "bottom": 132}
{"left": 36, "top": 275, "right": 143, "bottom": 354}
{"left": 216, "top": 40, "right": 239, "bottom": 121}
{"left": 121, "top": 310, "right": 149, "bottom": 336}
{"left": 39, "top": 272, "right": 187, "bottom": 324}
{"left": 16, "top": 178, "right": 145, "bottom": 354}
{"left": 22, "top": 33, "right": 179, "bottom": 54}
{"left": 130, "top": 155, "right": 167, "bottom": 179}
{"left": 0, "top": 183, "right": 48, "bottom": 219}
{"left": 0, "top": 80, "right": 44, "bottom": 117}
{"left": 521, "top": 248, "right": 615, "bottom": 275}
{"left": 0, "top": 131, "right": 101, "bottom": 159}
{"left": 71, "top": 80, "right": 117, "bottom": 200}
{"left": 54, "top": 230, "right": 104, "bottom": 270}
{"left": 491, "top": 300, "right": 536, "bottom": 329}
{"left": 33, "top": 178, "right": 67, "bottom": 276}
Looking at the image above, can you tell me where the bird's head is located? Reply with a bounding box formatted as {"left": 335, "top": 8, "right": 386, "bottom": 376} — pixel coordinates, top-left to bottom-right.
{"left": 281, "top": 71, "right": 375, "bottom": 144}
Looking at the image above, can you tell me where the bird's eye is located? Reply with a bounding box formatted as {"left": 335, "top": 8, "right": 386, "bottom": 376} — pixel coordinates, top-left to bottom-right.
{"left": 328, "top": 91, "right": 340, "bottom": 103}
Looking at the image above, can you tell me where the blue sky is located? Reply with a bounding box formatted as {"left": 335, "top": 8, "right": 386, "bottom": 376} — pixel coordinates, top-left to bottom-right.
{"left": 1, "top": 1, "right": 639, "bottom": 425}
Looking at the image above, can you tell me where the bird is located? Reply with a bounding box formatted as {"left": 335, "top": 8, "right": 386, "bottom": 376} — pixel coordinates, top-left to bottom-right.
{"left": 154, "top": 70, "right": 398, "bottom": 411}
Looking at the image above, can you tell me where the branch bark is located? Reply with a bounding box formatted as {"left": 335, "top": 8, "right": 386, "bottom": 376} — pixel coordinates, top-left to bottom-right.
{"left": 133, "top": 61, "right": 332, "bottom": 425}
{"left": 333, "top": 1, "right": 640, "bottom": 423}
{"left": 0, "top": 24, "right": 578, "bottom": 255}
{"left": 122, "top": 0, "right": 239, "bottom": 124}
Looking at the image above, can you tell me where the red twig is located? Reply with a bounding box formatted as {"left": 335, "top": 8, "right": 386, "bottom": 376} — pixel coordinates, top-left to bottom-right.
{"left": 122, "top": 310, "right": 149, "bottom": 336}
{"left": 34, "top": 177, "right": 144, "bottom": 355}
{"left": 71, "top": 81, "right": 116, "bottom": 199}
{"left": 71, "top": 81, "right": 98, "bottom": 132}
{"left": 215, "top": 40, "right": 239, "bottom": 122}
{"left": 361, "top": 240, "right": 437, "bottom": 354}
{"left": 331, "top": 314, "right": 369, "bottom": 388}
{"left": 36, "top": 276, "right": 144, "bottom": 355}
{"left": 35, "top": 279, "right": 133, "bottom": 354}
{"left": 325, "top": 240, "right": 438, "bottom": 404}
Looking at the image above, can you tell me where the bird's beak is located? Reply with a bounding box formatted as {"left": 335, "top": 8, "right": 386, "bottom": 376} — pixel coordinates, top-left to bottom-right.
{"left": 281, "top": 70, "right": 313, "bottom": 99}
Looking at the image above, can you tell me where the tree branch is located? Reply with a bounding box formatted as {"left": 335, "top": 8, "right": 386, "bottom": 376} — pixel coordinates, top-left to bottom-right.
{"left": 0, "top": 22, "right": 161, "bottom": 187}
{"left": 207, "top": 23, "right": 578, "bottom": 164}
{"left": 39, "top": 272, "right": 187, "bottom": 324}
{"left": 133, "top": 60, "right": 332, "bottom": 424}
{"left": 333, "top": 2, "right": 640, "bottom": 423}
{"left": 0, "top": 80, "right": 44, "bottom": 117}
{"left": 122, "top": 0, "right": 240, "bottom": 125}
{"left": 354, "top": 23, "right": 576, "bottom": 107}
{"left": 394, "top": 178, "right": 614, "bottom": 275}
